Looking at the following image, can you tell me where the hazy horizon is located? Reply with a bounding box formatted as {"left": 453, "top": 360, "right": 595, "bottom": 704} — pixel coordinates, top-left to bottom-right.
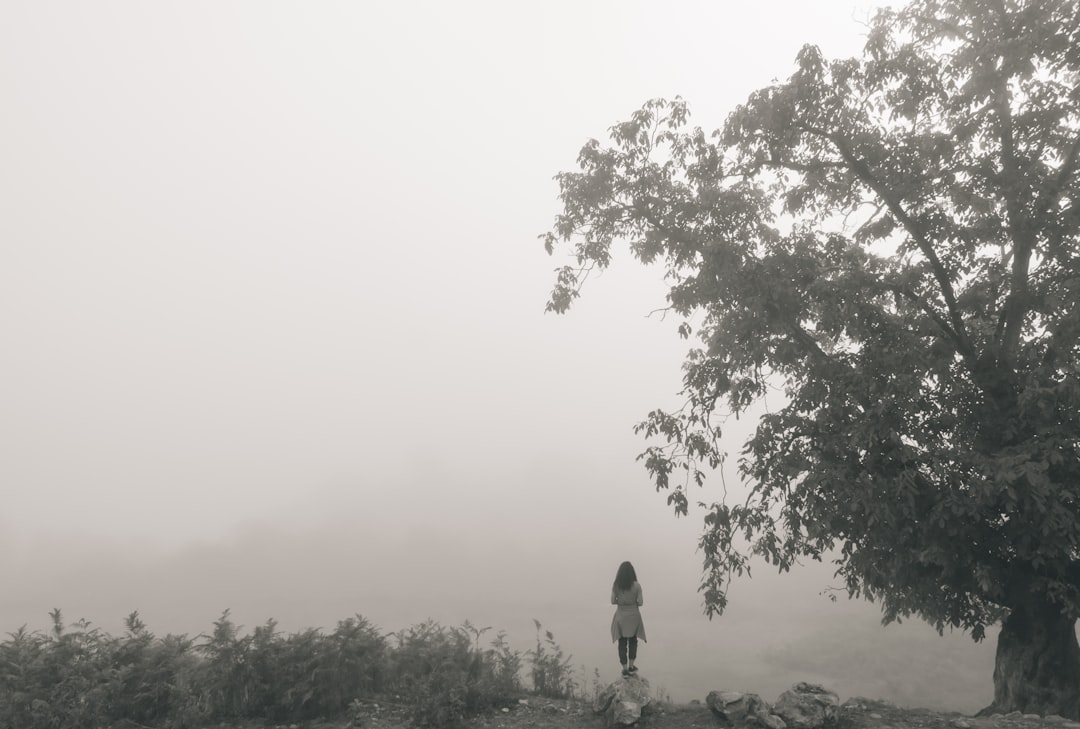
{"left": 1, "top": 507, "right": 996, "bottom": 711}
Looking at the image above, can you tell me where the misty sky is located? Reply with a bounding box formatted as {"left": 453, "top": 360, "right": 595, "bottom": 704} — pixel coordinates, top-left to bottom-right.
{"left": 0, "top": 0, "right": 996, "bottom": 711}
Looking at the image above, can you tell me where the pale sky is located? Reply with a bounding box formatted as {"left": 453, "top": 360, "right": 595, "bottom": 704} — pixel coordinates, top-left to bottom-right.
{"left": 0, "top": 0, "right": 995, "bottom": 711}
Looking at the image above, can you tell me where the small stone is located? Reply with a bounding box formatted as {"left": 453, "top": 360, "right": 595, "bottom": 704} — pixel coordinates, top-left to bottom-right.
{"left": 518, "top": 699, "right": 529, "bottom": 706}
{"left": 869, "top": 714, "right": 883, "bottom": 720}
{"left": 950, "top": 719, "right": 973, "bottom": 729}
{"left": 501, "top": 708, "right": 509, "bottom": 713}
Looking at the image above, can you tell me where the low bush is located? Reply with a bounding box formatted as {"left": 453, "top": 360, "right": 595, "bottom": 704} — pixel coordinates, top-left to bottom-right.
{"left": 528, "top": 619, "right": 576, "bottom": 699}
{"left": 0, "top": 609, "right": 557, "bottom": 729}
{"left": 389, "top": 619, "right": 525, "bottom": 727}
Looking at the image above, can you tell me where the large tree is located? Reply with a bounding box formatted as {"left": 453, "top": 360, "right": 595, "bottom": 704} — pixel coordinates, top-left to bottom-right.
{"left": 543, "top": 0, "right": 1080, "bottom": 717}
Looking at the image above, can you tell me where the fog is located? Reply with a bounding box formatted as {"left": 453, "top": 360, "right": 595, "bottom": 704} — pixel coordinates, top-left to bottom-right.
{"left": 2, "top": 0, "right": 994, "bottom": 714}
{"left": 0, "top": 511, "right": 995, "bottom": 710}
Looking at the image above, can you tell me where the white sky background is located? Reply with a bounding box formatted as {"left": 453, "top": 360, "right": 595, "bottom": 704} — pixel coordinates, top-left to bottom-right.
{"left": 1, "top": 0, "right": 996, "bottom": 710}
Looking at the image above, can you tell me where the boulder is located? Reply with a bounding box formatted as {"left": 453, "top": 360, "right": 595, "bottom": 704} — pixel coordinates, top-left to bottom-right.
{"left": 707, "top": 690, "right": 786, "bottom": 729}
{"left": 595, "top": 682, "right": 617, "bottom": 714}
{"left": 773, "top": 683, "right": 840, "bottom": 729}
{"left": 708, "top": 691, "right": 786, "bottom": 725}
{"left": 761, "top": 715, "right": 788, "bottom": 729}
{"left": 594, "top": 675, "right": 652, "bottom": 725}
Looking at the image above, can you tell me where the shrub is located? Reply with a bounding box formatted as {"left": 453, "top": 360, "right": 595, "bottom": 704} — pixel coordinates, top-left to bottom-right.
{"left": 486, "top": 629, "right": 524, "bottom": 700}
{"left": 0, "top": 625, "right": 48, "bottom": 729}
{"left": 323, "top": 614, "right": 388, "bottom": 705}
{"left": 102, "top": 612, "right": 199, "bottom": 726}
{"left": 0, "top": 610, "right": 561, "bottom": 729}
{"left": 194, "top": 609, "right": 254, "bottom": 720}
{"left": 389, "top": 619, "right": 525, "bottom": 728}
{"left": 527, "top": 619, "right": 576, "bottom": 699}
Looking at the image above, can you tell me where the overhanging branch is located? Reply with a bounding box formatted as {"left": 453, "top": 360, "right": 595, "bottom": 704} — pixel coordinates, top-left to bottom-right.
{"left": 796, "top": 124, "right": 977, "bottom": 365}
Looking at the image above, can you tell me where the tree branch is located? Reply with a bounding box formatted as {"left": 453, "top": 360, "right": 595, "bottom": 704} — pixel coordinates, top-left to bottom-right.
{"left": 848, "top": 202, "right": 886, "bottom": 239}
{"left": 767, "top": 159, "right": 846, "bottom": 174}
{"left": 882, "top": 281, "right": 962, "bottom": 343}
{"left": 797, "top": 124, "right": 977, "bottom": 364}
{"left": 633, "top": 202, "right": 862, "bottom": 394}
{"left": 989, "top": 65, "right": 1038, "bottom": 363}
{"left": 1033, "top": 133, "right": 1080, "bottom": 220}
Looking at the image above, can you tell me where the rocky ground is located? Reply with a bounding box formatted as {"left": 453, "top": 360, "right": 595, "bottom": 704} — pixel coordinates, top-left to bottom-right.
{"left": 290, "top": 690, "right": 1080, "bottom": 729}
{"left": 476, "top": 694, "right": 1080, "bottom": 729}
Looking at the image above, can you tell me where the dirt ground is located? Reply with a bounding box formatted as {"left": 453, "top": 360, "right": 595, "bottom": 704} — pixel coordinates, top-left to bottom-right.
{"left": 277, "top": 692, "right": 1080, "bottom": 729}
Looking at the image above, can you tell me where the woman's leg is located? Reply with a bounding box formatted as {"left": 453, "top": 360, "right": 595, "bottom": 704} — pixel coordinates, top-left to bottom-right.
{"left": 618, "top": 637, "right": 628, "bottom": 668}
{"left": 627, "top": 637, "right": 638, "bottom": 669}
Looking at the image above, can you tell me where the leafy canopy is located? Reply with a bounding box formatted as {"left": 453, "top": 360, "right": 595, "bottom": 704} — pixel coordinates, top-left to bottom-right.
{"left": 543, "top": 0, "right": 1080, "bottom": 640}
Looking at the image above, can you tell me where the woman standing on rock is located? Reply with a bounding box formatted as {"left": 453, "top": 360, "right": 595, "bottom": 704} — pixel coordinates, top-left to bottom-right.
{"left": 611, "top": 560, "right": 646, "bottom": 677}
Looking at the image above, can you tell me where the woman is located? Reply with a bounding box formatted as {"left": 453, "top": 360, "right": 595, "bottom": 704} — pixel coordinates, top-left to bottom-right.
{"left": 610, "top": 560, "right": 646, "bottom": 677}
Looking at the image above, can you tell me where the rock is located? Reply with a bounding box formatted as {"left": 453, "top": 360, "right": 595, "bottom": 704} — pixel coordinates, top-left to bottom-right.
{"left": 594, "top": 675, "right": 652, "bottom": 725}
{"left": 595, "top": 683, "right": 618, "bottom": 714}
{"left": 612, "top": 698, "right": 645, "bottom": 726}
{"left": 950, "top": 719, "right": 974, "bottom": 728}
{"left": 761, "top": 714, "right": 788, "bottom": 729}
{"left": 842, "top": 698, "right": 897, "bottom": 713}
{"left": 707, "top": 690, "right": 780, "bottom": 728}
{"left": 707, "top": 691, "right": 749, "bottom": 720}
{"left": 773, "top": 683, "right": 840, "bottom": 729}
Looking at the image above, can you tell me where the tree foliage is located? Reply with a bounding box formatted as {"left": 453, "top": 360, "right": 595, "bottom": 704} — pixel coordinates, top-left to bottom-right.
{"left": 543, "top": 0, "right": 1080, "bottom": 645}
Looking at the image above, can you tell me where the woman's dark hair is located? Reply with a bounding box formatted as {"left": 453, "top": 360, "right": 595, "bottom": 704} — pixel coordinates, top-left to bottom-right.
{"left": 613, "top": 561, "right": 637, "bottom": 592}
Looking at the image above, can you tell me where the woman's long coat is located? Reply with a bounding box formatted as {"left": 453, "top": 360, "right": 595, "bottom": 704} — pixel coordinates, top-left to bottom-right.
{"left": 610, "top": 581, "right": 646, "bottom": 642}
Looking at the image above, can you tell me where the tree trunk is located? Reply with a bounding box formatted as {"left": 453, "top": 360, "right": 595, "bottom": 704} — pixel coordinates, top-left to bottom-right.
{"left": 980, "top": 594, "right": 1080, "bottom": 719}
